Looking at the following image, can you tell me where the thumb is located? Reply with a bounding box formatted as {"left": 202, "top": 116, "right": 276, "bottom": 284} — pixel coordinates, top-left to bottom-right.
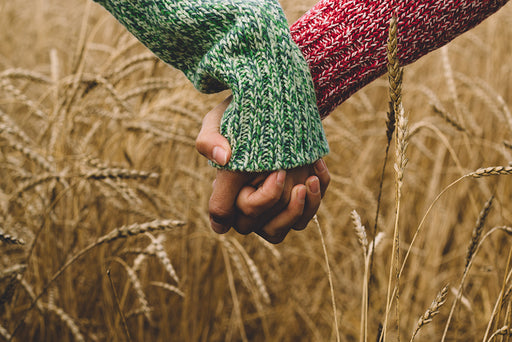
{"left": 196, "top": 95, "right": 233, "bottom": 166}
{"left": 209, "top": 169, "right": 251, "bottom": 234}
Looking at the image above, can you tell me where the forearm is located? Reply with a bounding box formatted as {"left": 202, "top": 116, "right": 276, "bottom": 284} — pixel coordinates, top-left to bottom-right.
{"left": 291, "top": 0, "right": 509, "bottom": 118}
{"left": 93, "top": 0, "right": 329, "bottom": 171}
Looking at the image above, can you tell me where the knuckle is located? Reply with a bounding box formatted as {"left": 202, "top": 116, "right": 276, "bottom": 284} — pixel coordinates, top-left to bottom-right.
{"left": 293, "top": 221, "right": 308, "bottom": 231}
{"left": 194, "top": 135, "right": 209, "bottom": 155}
{"left": 266, "top": 233, "right": 286, "bottom": 244}
{"left": 233, "top": 222, "right": 253, "bottom": 235}
{"left": 264, "top": 227, "right": 288, "bottom": 243}
{"left": 209, "top": 204, "right": 233, "bottom": 223}
{"left": 239, "top": 206, "right": 259, "bottom": 218}
{"left": 234, "top": 217, "right": 254, "bottom": 235}
{"left": 233, "top": 225, "right": 252, "bottom": 235}
{"left": 267, "top": 181, "right": 285, "bottom": 199}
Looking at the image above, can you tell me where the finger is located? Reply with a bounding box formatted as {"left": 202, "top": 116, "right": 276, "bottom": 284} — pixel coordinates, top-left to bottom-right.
{"left": 236, "top": 170, "right": 286, "bottom": 217}
{"left": 232, "top": 170, "right": 284, "bottom": 235}
{"left": 257, "top": 185, "right": 306, "bottom": 244}
{"left": 313, "top": 159, "right": 330, "bottom": 198}
{"left": 234, "top": 213, "right": 262, "bottom": 236}
{"left": 293, "top": 176, "right": 321, "bottom": 231}
{"left": 209, "top": 169, "right": 250, "bottom": 234}
{"left": 196, "top": 95, "right": 233, "bottom": 166}
{"left": 249, "top": 173, "right": 267, "bottom": 187}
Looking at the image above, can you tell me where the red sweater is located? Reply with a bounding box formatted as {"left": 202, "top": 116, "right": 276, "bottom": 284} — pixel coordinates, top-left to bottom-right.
{"left": 290, "top": 0, "right": 509, "bottom": 118}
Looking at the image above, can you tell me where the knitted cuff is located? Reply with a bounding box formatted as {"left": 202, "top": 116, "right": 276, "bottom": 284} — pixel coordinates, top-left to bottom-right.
{"left": 94, "top": 0, "right": 329, "bottom": 171}
{"left": 290, "top": 0, "right": 509, "bottom": 118}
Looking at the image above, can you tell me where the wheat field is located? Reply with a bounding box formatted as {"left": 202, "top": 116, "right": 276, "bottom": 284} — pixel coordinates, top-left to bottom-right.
{"left": 1, "top": 1, "right": 511, "bottom": 341}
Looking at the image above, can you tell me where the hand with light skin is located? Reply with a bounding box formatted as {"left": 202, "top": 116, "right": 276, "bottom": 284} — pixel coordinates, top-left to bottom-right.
{"left": 196, "top": 96, "right": 330, "bottom": 244}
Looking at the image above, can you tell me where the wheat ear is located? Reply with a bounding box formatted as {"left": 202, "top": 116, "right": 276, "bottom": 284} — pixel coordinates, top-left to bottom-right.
{"left": 471, "top": 166, "right": 512, "bottom": 178}
{"left": 410, "top": 285, "right": 449, "bottom": 341}
{"left": 9, "top": 219, "right": 184, "bottom": 341}
{"left": 113, "top": 257, "right": 152, "bottom": 322}
{"left": 0, "top": 228, "right": 25, "bottom": 245}
{"left": 43, "top": 303, "right": 85, "bottom": 342}
{"left": 441, "top": 196, "right": 494, "bottom": 341}
{"left": 383, "top": 15, "right": 408, "bottom": 342}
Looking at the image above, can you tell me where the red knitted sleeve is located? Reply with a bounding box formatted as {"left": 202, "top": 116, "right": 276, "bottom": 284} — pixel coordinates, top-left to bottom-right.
{"left": 290, "top": 0, "right": 509, "bottom": 118}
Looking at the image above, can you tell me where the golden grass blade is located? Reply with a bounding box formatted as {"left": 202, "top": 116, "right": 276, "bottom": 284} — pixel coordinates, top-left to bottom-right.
{"left": 314, "top": 216, "right": 340, "bottom": 342}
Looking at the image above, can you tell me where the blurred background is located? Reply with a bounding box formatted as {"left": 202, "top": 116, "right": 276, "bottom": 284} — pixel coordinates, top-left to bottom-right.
{"left": 0, "top": 1, "right": 511, "bottom": 340}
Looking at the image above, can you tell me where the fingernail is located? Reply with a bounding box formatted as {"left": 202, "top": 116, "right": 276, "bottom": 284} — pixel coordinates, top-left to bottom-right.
{"left": 213, "top": 146, "right": 228, "bottom": 166}
{"left": 314, "top": 159, "right": 327, "bottom": 174}
{"left": 308, "top": 177, "right": 320, "bottom": 194}
{"left": 276, "top": 170, "right": 286, "bottom": 187}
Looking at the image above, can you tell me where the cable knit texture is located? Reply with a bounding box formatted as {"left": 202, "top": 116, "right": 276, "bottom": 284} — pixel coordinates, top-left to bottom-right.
{"left": 93, "top": 0, "right": 329, "bottom": 171}
{"left": 290, "top": 0, "right": 509, "bottom": 118}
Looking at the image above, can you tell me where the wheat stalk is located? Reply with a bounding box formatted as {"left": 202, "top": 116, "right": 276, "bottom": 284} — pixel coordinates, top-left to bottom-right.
{"left": 0, "top": 113, "right": 33, "bottom": 146}
{"left": 0, "top": 265, "right": 27, "bottom": 281}
{"left": 442, "top": 196, "right": 495, "bottom": 341}
{"left": 150, "top": 281, "right": 185, "bottom": 298}
{"left": 486, "top": 326, "right": 511, "bottom": 341}
{"left": 9, "top": 219, "right": 184, "bottom": 340}
{"left": 440, "top": 46, "right": 463, "bottom": 125}
{"left": 0, "top": 68, "right": 51, "bottom": 84}
{"left": 371, "top": 12, "right": 401, "bottom": 290}
{"left": 124, "top": 121, "right": 195, "bottom": 146}
{"left": 0, "top": 228, "right": 25, "bottom": 245}
{"left": 431, "top": 103, "right": 466, "bottom": 132}
{"left": 483, "top": 246, "right": 512, "bottom": 341}
{"left": 314, "top": 216, "right": 340, "bottom": 342}
{"left": 105, "top": 53, "right": 157, "bottom": 80}
{"left": 411, "top": 85, "right": 466, "bottom": 132}
{"left": 471, "top": 166, "right": 512, "bottom": 178}
{"left": 465, "top": 195, "right": 494, "bottom": 268}
{"left": 351, "top": 210, "right": 368, "bottom": 257}
{"left": 0, "top": 79, "right": 47, "bottom": 119}
{"left": 107, "top": 269, "right": 133, "bottom": 342}
{"left": 120, "top": 80, "right": 177, "bottom": 101}
{"left": 43, "top": 303, "right": 85, "bottom": 342}
{"left": 220, "top": 238, "right": 249, "bottom": 342}
{"left": 0, "top": 324, "right": 11, "bottom": 341}
{"left": 113, "top": 257, "right": 152, "bottom": 322}
{"left": 98, "top": 219, "right": 184, "bottom": 243}
{"left": 0, "top": 271, "right": 21, "bottom": 308}
{"left": 9, "top": 142, "right": 55, "bottom": 172}
{"left": 230, "top": 238, "right": 271, "bottom": 305}
{"left": 383, "top": 15, "right": 408, "bottom": 342}
{"left": 81, "top": 168, "right": 159, "bottom": 180}
{"left": 411, "top": 284, "right": 449, "bottom": 341}
{"left": 149, "top": 104, "right": 203, "bottom": 123}
{"left": 98, "top": 178, "right": 143, "bottom": 206}
{"left": 13, "top": 173, "right": 62, "bottom": 196}
{"left": 222, "top": 238, "right": 255, "bottom": 302}
{"left": 59, "top": 73, "right": 132, "bottom": 113}
{"left": 146, "top": 233, "right": 180, "bottom": 284}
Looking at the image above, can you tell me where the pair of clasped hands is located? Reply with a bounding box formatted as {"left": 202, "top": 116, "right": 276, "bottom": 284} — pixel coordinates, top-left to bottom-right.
{"left": 195, "top": 96, "right": 330, "bottom": 244}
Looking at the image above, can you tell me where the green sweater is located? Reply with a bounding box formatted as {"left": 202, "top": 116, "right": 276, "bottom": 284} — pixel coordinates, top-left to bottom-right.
{"left": 93, "top": 0, "right": 329, "bottom": 171}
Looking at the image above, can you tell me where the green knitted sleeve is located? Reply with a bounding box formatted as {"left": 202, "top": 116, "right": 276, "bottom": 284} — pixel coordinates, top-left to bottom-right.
{"left": 93, "top": 0, "right": 329, "bottom": 171}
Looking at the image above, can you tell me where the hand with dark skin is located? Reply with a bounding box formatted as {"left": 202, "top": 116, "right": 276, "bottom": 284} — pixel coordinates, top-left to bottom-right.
{"left": 195, "top": 96, "right": 330, "bottom": 243}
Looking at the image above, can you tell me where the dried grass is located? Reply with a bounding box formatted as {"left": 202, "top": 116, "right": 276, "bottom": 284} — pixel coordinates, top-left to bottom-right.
{"left": 411, "top": 284, "right": 449, "bottom": 341}
{"left": 0, "top": 1, "right": 511, "bottom": 341}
